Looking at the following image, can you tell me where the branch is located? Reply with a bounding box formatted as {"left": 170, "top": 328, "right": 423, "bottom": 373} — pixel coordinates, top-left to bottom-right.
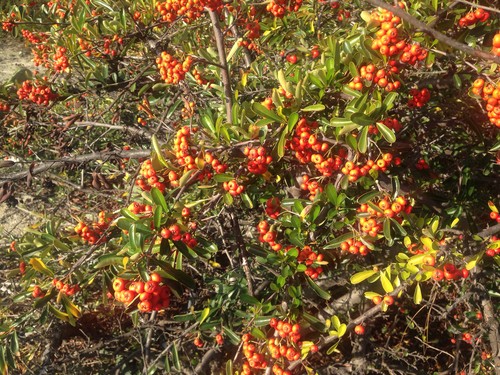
{"left": 363, "top": 0, "right": 500, "bottom": 64}
{"left": 208, "top": 10, "right": 233, "bottom": 124}
{"left": 0, "top": 149, "right": 151, "bottom": 182}
{"left": 228, "top": 209, "right": 254, "bottom": 296}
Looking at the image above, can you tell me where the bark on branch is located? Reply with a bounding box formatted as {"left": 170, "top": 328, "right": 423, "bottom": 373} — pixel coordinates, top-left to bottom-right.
{"left": 0, "top": 149, "right": 151, "bottom": 182}
{"left": 208, "top": 9, "right": 233, "bottom": 124}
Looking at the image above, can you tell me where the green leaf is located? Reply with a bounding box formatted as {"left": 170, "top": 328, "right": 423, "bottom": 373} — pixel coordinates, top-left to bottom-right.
{"left": 60, "top": 294, "right": 82, "bottom": 318}
{"left": 376, "top": 122, "right": 396, "bottom": 143}
{"left": 337, "top": 323, "right": 347, "bottom": 337}
{"left": 383, "top": 218, "right": 392, "bottom": 243}
{"left": 466, "top": 252, "right": 482, "bottom": 270}
{"left": 382, "top": 92, "right": 398, "bottom": 111}
{"left": 413, "top": 282, "right": 422, "bottom": 304}
{"left": 222, "top": 326, "right": 240, "bottom": 345}
{"left": 326, "top": 183, "right": 338, "bottom": 204}
{"left": 172, "top": 342, "right": 181, "bottom": 371}
{"left": 120, "top": 208, "right": 139, "bottom": 221}
{"left": 151, "top": 259, "right": 196, "bottom": 289}
{"left": 179, "top": 169, "right": 196, "bottom": 187}
{"left": 276, "top": 128, "right": 288, "bottom": 159}
{"left": 331, "top": 315, "right": 341, "bottom": 330}
{"left": 350, "top": 269, "right": 377, "bottom": 284}
{"left": 199, "top": 307, "right": 210, "bottom": 325}
{"left": 342, "top": 85, "right": 362, "bottom": 98}
{"left": 358, "top": 190, "right": 379, "bottom": 204}
{"left": 223, "top": 192, "right": 234, "bottom": 206}
{"left": 380, "top": 272, "right": 394, "bottom": 293}
{"left": 29, "top": 258, "right": 54, "bottom": 277}
{"left": 252, "top": 102, "right": 283, "bottom": 123}
{"left": 151, "top": 135, "right": 167, "bottom": 167}
{"left": 94, "top": 254, "right": 123, "bottom": 269}
{"left": 287, "top": 112, "right": 299, "bottom": 132}
{"left": 153, "top": 206, "right": 163, "bottom": 230}
{"left": 241, "top": 193, "right": 253, "bottom": 208}
{"left": 326, "top": 340, "right": 340, "bottom": 354}
{"left": 306, "top": 277, "right": 331, "bottom": 300}
{"left": 390, "top": 218, "right": 407, "bottom": 236}
{"left": 151, "top": 187, "right": 168, "bottom": 212}
{"left": 10, "top": 331, "right": 19, "bottom": 355}
{"left": 226, "top": 360, "right": 233, "bottom": 375}
{"left": 331, "top": 117, "right": 356, "bottom": 127}
{"left": 358, "top": 126, "right": 369, "bottom": 153}
{"left": 324, "top": 232, "right": 354, "bottom": 249}
{"left": 351, "top": 112, "right": 373, "bottom": 126}
{"left": 302, "top": 104, "right": 325, "bottom": 112}
{"left": 213, "top": 173, "right": 235, "bottom": 182}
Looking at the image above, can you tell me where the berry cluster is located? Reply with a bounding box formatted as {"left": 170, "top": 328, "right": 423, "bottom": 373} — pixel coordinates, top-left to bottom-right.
{"left": 458, "top": 8, "right": 489, "bottom": 27}
{"left": 288, "top": 118, "right": 344, "bottom": 177}
{"left": 127, "top": 201, "right": 153, "bottom": 216}
{"left": 244, "top": 146, "right": 272, "bottom": 174}
{"left": 193, "top": 337, "right": 204, "bottom": 347}
{"left": 296, "top": 246, "right": 324, "bottom": 279}
{"left": 74, "top": 211, "right": 112, "bottom": 245}
{"left": 53, "top": 46, "right": 70, "bottom": 72}
{"left": 432, "top": 263, "right": 469, "bottom": 281}
{"left": 156, "top": 52, "right": 193, "bottom": 85}
{"left": 266, "top": 0, "right": 303, "bottom": 18}
{"left": 155, "top": 0, "right": 221, "bottom": 23}
{"left": 368, "top": 117, "right": 402, "bottom": 134}
{"left": 174, "top": 125, "right": 198, "bottom": 171}
{"left": 371, "top": 294, "right": 395, "bottom": 306}
{"left": 493, "top": 33, "right": 500, "bottom": 57}
{"left": 112, "top": 273, "right": 171, "bottom": 312}
{"left": 341, "top": 153, "right": 396, "bottom": 183}
{"left": 241, "top": 333, "right": 268, "bottom": 373}
{"left": 359, "top": 195, "right": 410, "bottom": 223}
{"left": 191, "top": 68, "right": 208, "bottom": 85}
{"left": 204, "top": 151, "right": 228, "bottom": 174}
{"left": 490, "top": 209, "right": 500, "bottom": 224}
{"left": 470, "top": 78, "right": 500, "bottom": 128}
{"left": 0, "top": 101, "right": 10, "bottom": 112}
{"left": 339, "top": 196, "right": 411, "bottom": 252}
{"left": 78, "top": 37, "right": 93, "bottom": 57}
{"left": 243, "top": 20, "right": 261, "bottom": 51}
{"left": 52, "top": 278, "right": 81, "bottom": 296}
{"left": 160, "top": 223, "right": 198, "bottom": 248}
{"left": 32, "top": 285, "right": 45, "bottom": 298}
{"left": 415, "top": 158, "right": 430, "bottom": 170}
{"left": 21, "top": 29, "right": 48, "bottom": 44}
{"left": 32, "top": 44, "right": 51, "bottom": 67}
{"left": 485, "top": 236, "right": 499, "bottom": 257}
{"left": 408, "top": 88, "right": 431, "bottom": 108}
{"left": 349, "top": 62, "right": 401, "bottom": 92}
{"left": 2, "top": 13, "right": 17, "bottom": 32}
{"left": 340, "top": 238, "right": 371, "bottom": 256}
{"left": 257, "top": 220, "right": 281, "bottom": 251}
{"left": 17, "top": 80, "right": 57, "bottom": 105}
{"left": 136, "top": 159, "right": 168, "bottom": 192}
{"left": 299, "top": 174, "right": 323, "bottom": 201}
{"left": 223, "top": 179, "right": 244, "bottom": 196}
{"left": 265, "top": 197, "right": 280, "bottom": 219}
{"left": 370, "top": 6, "right": 428, "bottom": 64}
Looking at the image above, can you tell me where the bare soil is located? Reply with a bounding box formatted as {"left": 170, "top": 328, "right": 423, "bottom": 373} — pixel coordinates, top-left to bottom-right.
{"left": 0, "top": 33, "right": 38, "bottom": 240}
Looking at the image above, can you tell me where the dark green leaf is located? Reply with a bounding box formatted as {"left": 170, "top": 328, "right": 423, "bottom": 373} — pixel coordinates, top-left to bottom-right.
{"left": 376, "top": 122, "right": 396, "bottom": 143}
{"left": 252, "top": 102, "right": 284, "bottom": 123}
